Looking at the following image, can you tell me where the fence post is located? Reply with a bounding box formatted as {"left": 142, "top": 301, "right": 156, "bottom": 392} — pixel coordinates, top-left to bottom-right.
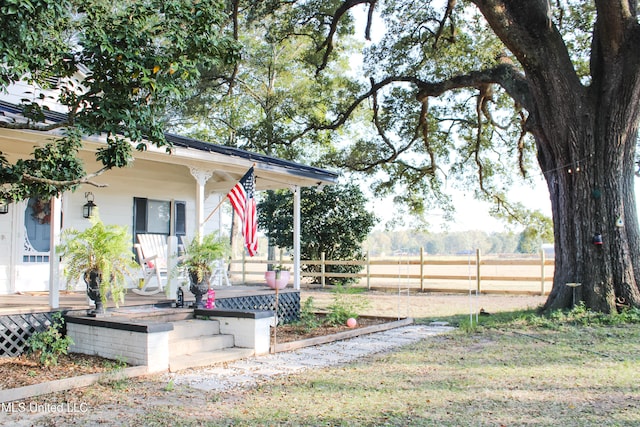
{"left": 476, "top": 249, "right": 481, "bottom": 294}
{"left": 540, "top": 248, "right": 546, "bottom": 296}
{"left": 366, "top": 251, "right": 371, "bottom": 290}
{"left": 321, "top": 251, "right": 326, "bottom": 288}
{"left": 420, "top": 247, "right": 425, "bottom": 292}
{"left": 241, "top": 250, "right": 246, "bottom": 284}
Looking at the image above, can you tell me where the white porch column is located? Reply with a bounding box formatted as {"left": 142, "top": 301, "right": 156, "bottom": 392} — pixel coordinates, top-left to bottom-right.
{"left": 189, "top": 167, "right": 212, "bottom": 241}
{"left": 49, "top": 195, "right": 62, "bottom": 309}
{"left": 292, "top": 185, "right": 301, "bottom": 290}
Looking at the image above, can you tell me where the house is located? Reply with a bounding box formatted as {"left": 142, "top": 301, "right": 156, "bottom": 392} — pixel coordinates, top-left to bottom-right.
{"left": 0, "top": 100, "right": 339, "bottom": 306}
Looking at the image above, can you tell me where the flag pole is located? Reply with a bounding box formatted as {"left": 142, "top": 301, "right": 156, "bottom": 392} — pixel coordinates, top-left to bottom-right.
{"left": 201, "top": 163, "right": 257, "bottom": 226}
{"left": 201, "top": 196, "right": 226, "bottom": 226}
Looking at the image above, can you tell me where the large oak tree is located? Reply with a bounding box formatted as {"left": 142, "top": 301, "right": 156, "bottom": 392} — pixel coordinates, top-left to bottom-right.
{"left": 272, "top": 0, "right": 640, "bottom": 313}
{"left": 171, "top": 0, "right": 640, "bottom": 312}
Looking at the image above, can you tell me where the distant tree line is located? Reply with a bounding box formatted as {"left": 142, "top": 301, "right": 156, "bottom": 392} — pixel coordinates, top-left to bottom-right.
{"left": 365, "top": 228, "right": 551, "bottom": 256}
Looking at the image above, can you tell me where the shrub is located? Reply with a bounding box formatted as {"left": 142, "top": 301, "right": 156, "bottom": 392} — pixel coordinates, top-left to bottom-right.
{"left": 26, "top": 312, "right": 74, "bottom": 367}
{"left": 295, "top": 296, "right": 322, "bottom": 333}
{"left": 325, "top": 285, "right": 370, "bottom": 326}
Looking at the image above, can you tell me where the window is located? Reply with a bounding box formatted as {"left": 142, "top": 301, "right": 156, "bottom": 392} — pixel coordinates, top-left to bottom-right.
{"left": 133, "top": 198, "right": 186, "bottom": 239}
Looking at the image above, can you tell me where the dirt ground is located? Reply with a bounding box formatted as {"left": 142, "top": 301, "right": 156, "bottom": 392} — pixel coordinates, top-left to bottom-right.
{"left": 302, "top": 289, "right": 547, "bottom": 319}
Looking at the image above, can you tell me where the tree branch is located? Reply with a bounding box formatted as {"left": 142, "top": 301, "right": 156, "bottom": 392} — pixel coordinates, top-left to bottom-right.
{"left": 418, "top": 98, "right": 437, "bottom": 171}
{"left": 295, "top": 65, "right": 531, "bottom": 147}
{"left": 227, "top": 0, "right": 240, "bottom": 95}
{"left": 432, "top": 0, "right": 457, "bottom": 49}
{"left": 353, "top": 78, "right": 424, "bottom": 173}
{"left": 308, "top": 75, "right": 429, "bottom": 134}
{"left": 370, "top": 77, "right": 398, "bottom": 158}
{"left": 471, "top": 0, "right": 580, "bottom": 92}
{"left": 415, "top": 64, "right": 532, "bottom": 112}
{"left": 517, "top": 109, "right": 528, "bottom": 178}
{"left": 22, "top": 167, "right": 110, "bottom": 189}
{"left": 594, "top": 0, "right": 636, "bottom": 55}
{"left": 317, "top": 0, "right": 377, "bottom": 74}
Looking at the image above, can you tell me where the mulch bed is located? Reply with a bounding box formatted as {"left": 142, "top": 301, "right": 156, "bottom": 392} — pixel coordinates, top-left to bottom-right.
{"left": 0, "top": 353, "right": 117, "bottom": 390}
{"left": 272, "top": 316, "right": 392, "bottom": 342}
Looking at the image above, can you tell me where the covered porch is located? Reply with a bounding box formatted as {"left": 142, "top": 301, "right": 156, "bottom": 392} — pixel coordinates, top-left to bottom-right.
{"left": 0, "top": 285, "right": 300, "bottom": 316}
{"left": 0, "top": 101, "right": 338, "bottom": 312}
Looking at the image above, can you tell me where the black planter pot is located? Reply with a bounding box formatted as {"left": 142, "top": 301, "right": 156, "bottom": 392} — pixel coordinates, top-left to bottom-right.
{"left": 188, "top": 270, "right": 211, "bottom": 308}
{"left": 83, "top": 269, "right": 103, "bottom": 314}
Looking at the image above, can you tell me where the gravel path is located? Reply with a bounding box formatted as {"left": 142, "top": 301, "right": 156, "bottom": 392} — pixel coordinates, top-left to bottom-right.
{"left": 168, "top": 323, "right": 454, "bottom": 392}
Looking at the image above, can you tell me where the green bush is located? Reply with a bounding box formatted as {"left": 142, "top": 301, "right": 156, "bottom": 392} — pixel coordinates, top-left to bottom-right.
{"left": 325, "top": 285, "right": 370, "bottom": 326}
{"left": 293, "top": 297, "right": 323, "bottom": 333}
{"left": 26, "top": 312, "right": 74, "bottom": 367}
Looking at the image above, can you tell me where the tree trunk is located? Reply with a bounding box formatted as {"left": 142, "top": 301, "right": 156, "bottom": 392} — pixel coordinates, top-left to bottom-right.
{"left": 468, "top": 0, "right": 640, "bottom": 313}
{"left": 538, "top": 93, "right": 640, "bottom": 313}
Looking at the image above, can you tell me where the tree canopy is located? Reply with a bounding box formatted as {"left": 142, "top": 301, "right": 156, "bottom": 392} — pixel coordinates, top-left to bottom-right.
{"left": 242, "top": 1, "right": 640, "bottom": 313}
{"left": 220, "top": 0, "right": 639, "bottom": 313}
{"left": 0, "top": 0, "right": 239, "bottom": 202}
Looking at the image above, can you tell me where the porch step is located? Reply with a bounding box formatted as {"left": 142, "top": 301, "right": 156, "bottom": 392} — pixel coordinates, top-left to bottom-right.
{"left": 168, "top": 318, "right": 254, "bottom": 372}
{"left": 169, "top": 348, "right": 255, "bottom": 372}
{"left": 171, "top": 334, "right": 235, "bottom": 356}
{"left": 169, "top": 318, "right": 221, "bottom": 340}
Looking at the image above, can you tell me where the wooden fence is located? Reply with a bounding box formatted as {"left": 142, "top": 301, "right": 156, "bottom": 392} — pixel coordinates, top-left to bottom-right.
{"left": 229, "top": 248, "right": 554, "bottom": 296}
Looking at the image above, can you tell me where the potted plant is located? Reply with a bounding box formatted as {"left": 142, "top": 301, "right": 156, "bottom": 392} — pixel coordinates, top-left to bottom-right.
{"left": 57, "top": 212, "right": 138, "bottom": 314}
{"left": 265, "top": 264, "right": 290, "bottom": 290}
{"left": 182, "top": 233, "right": 229, "bottom": 307}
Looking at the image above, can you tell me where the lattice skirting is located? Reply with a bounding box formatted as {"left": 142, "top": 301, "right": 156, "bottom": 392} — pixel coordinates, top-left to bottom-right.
{"left": 0, "top": 312, "right": 56, "bottom": 357}
{"left": 216, "top": 291, "right": 300, "bottom": 325}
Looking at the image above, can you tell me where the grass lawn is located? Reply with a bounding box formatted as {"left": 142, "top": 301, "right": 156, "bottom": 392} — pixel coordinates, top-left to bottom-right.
{"left": 7, "top": 292, "right": 640, "bottom": 426}
{"left": 204, "top": 316, "right": 639, "bottom": 426}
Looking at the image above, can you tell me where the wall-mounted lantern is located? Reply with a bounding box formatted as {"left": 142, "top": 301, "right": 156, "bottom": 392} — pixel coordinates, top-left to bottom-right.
{"left": 0, "top": 200, "right": 8, "bottom": 215}
{"left": 83, "top": 192, "right": 97, "bottom": 219}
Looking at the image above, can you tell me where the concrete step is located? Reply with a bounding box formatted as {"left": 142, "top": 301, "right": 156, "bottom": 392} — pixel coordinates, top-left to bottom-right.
{"left": 169, "top": 318, "right": 221, "bottom": 340}
{"left": 169, "top": 347, "right": 255, "bottom": 372}
{"left": 171, "top": 334, "right": 235, "bottom": 356}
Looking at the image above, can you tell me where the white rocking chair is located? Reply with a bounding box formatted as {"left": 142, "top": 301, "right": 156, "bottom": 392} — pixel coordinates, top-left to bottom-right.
{"left": 133, "top": 234, "right": 168, "bottom": 295}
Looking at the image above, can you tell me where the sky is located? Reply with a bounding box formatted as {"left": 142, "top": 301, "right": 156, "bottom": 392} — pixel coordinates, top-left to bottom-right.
{"left": 371, "top": 171, "right": 640, "bottom": 233}
{"left": 370, "top": 176, "right": 552, "bottom": 233}
{"left": 446, "top": 180, "right": 550, "bottom": 232}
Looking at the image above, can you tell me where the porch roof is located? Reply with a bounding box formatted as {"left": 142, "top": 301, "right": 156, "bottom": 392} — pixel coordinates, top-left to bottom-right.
{"left": 0, "top": 100, "right": 339, "bottom": 190}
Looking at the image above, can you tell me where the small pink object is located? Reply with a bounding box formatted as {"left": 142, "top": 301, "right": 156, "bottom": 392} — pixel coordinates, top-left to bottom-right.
{"left": 206, "top": 289, "right": 216, "bottom": 309}
{"left": 346, "top": 318, "right": 357, "bottom": 328}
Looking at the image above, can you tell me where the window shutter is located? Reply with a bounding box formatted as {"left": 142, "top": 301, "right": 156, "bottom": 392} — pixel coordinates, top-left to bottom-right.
{"left": 174, "top": 201, "right": 186, "bottom": 237}
{"left": 133, "top": 197, "right": 148, "bottom": 235}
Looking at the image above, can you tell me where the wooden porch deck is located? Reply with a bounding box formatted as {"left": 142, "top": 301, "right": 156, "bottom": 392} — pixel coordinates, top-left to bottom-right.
{"left": 0, "top": 285, "right": 297, "bottom": 316}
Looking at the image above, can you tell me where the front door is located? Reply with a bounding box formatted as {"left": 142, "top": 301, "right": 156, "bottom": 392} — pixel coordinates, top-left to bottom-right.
{"left": 23, "top": 197, "right": 51, "bottom": 262}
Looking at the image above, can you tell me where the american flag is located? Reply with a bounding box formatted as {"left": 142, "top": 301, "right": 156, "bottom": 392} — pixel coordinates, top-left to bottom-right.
{"left": 227, "top": 167, "right": 258, "bottom": 256}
